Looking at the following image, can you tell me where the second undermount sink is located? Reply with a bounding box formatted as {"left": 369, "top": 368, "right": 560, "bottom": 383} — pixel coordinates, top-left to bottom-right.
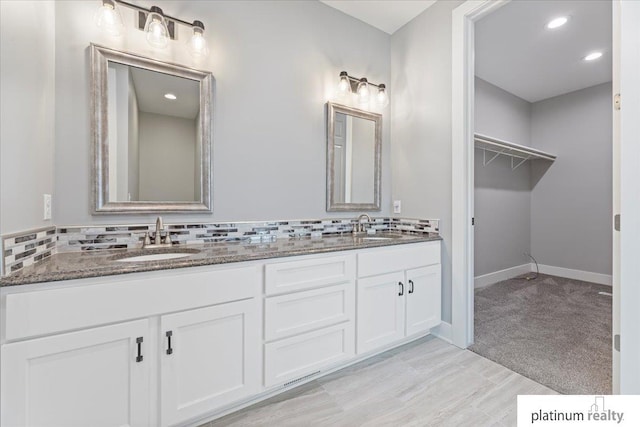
{"left": 355, "top": 233, "right": 405, "bottom": 241}
{"left": 114, "top": 248, "right": 200, "bottom": 263}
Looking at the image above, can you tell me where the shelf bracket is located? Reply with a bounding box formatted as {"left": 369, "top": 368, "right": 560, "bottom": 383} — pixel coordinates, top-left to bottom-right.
{"left": 511, "top": 156, "right": 529, "bottom": 170}
{"left": 483, "top": 149, "right": 502, "bottom": 167}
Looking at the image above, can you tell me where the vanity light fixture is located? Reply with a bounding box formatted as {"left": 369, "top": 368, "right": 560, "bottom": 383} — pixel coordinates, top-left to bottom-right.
{"left": 94, "top": 0, "right": 125, "bottom": 36}
{"left": 337, "top": 71, "right": 352, "bottom": 96}
{"left": 583, "top": 51, "right": 603, "bottom": 61}
{"left": 546, "top": 16, "right": 568, "bottom": 29}
{"left": 164, "top": 93, "right": 177, "bottom": 100}
{"left": 356, "top": 78, "right": 370, "bottom": 105}
{"left": 337, "top": 71, "right": 388, "bottom": 107}
{"left": 186, "top": 21, "right": 209, "bottom": 58}
{"left": 94, "top": 0, "right": 209, "bottom": 57}
{"left": 144, "top": 6, "right": 170, "bottom": 49}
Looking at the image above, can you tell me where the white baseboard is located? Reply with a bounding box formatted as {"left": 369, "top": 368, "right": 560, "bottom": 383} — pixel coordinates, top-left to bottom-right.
{"left": 474, "top": 264, "right": 531, "bottom": 288}
{"left": 536, "top": 264, "right": 612, "bottom": 286}
{"left": 430, "top": 321, "right": 452, "bottom": 343}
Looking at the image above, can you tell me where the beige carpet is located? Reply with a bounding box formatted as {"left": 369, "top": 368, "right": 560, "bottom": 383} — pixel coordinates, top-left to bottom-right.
{"left": 470, "top": 273, "right": 612, "bottom": 395}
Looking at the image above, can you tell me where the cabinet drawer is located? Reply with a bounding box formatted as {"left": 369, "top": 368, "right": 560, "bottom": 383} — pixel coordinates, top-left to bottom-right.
{"left": 4, "top": 265, "right": 261, "bottom": 342}
{"left": 265, "top": 254, "right": 355, "bottom": 295}
{"left": 264, "top": 322, "right": 354, "bottom": 387}
{"left": 357, "top": 242, "right": 440, "bottom": 278}
{"left": 265, "top": 283, "right": 355, "bottom": 341}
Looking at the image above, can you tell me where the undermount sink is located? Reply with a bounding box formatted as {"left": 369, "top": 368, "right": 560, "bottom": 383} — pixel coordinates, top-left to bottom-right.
{"left": 114, "top": 248, "right": 200, "bottom": 263}
{"left": 355, "top": 233, "right": 404, "bottom": 241}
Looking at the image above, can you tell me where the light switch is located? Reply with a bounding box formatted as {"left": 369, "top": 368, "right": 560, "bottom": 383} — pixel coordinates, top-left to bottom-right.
{"left": 393, "top": 200, "right": 401, "bottom": 214}
{"left": 43, "top": 194, "right": 52, "bottom": 220}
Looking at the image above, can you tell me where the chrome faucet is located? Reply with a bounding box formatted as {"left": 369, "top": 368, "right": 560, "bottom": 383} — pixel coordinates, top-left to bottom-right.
{"left": 353, "top": 213, "right": 372, "bottom": 234}
{"left": 142, "top": 216, "right": 172, "bottom": 248}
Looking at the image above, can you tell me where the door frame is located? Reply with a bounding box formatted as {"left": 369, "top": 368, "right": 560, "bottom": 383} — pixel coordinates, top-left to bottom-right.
{"left": 616, "top": 0, "right": 640, "bottom": 394}
{"left": 451, "top": 0, "right": 639, "bottom": 393}
{"left": 450, "top": 0, "right": 509, "bottom": 348}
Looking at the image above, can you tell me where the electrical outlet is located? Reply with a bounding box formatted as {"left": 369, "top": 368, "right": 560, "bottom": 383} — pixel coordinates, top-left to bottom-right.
{"left": 43, "top": 194, "right": 52, "bottom": 220}
{"left": 393, "top": 200, "right": 401, "bottom": 214}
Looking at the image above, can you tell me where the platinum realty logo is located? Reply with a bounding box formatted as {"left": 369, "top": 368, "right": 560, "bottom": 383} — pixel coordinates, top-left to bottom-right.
{"left": 518, "top": 395, "right": 640, "bottom": 426}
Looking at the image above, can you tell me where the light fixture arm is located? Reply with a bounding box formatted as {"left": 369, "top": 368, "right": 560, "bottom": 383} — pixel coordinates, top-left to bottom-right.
{"left": 113, "top": 0, "right": 204, "bottom": 30}
{"left": 341, "top": 72, "right": 385, "bottom": 92}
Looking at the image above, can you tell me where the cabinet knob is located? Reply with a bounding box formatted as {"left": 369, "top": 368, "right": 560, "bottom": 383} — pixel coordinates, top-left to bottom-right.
{"left": 408, "top": 279, "right": 414, "bottom": 294}
{"left": 398, "top": 282, "right": 404, "bottom": 296}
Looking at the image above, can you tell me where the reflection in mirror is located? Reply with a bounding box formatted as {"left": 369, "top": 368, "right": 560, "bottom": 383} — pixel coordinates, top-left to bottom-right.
{"left": 107, "top": 63, "right": 201, "bottom": 202}
{"left": 91, "top": 44, "right": 213, "bottom": 213}
{"left": 326, "top": 102, "right": 381, "bottom": 211}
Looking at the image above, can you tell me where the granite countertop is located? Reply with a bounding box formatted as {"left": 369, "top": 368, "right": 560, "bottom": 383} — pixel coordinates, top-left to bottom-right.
{"left": 0, "top": 232, "right": 441, "bottom": 287}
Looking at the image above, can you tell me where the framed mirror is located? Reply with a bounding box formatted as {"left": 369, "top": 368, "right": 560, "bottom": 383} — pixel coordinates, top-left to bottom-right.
{"left": 326, "top": 102, "right": 382, "bottom": 211}
{"left": 90, "top": 44, "right": 213, "bottom": 214}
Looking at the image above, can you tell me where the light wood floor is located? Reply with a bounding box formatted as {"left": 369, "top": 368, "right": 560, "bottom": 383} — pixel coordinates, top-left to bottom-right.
{"left": 201, "top": 336, "right": 556, "bottom": 427}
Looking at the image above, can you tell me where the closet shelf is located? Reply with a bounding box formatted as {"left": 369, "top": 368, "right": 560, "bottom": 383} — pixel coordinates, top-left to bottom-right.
{"left": 474, "top": 133, "right": 556, "bottom": 170}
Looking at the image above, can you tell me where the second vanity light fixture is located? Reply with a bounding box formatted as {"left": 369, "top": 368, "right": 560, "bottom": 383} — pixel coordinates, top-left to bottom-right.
{"left": 94, "top": 0, "right": 209, "bottom": 58}
{"left": 337, "top": 71, "right": 389, "bottom": 107}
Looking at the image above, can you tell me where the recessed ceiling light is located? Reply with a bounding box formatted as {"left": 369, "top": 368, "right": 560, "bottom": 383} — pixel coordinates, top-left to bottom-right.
{"left": 584, "top": 52, "right": 603, "bottom": 61}
{"left": 164, "top": 93, "right": 177, "bottom": 100}
{"left": 546, "top": 16, "right": 568, "bottom": 29}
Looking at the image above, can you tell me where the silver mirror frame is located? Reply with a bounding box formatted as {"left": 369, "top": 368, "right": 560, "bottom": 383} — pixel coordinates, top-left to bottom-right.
{"left": 90, "top": 44, "right": 213, "bottom": 214}
{"left": 326, "top": 102, "right": 382, "bottom": 212}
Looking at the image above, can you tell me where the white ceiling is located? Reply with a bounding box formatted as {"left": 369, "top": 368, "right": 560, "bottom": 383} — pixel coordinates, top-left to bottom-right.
{"left": 320, "top": 0, "right": 436, "bottom": 34}
{"left": 475, "top": 0, "right": 612, "bottom": 103}
{"left": 130, "top": 68, "right": 200, "bottom": 120}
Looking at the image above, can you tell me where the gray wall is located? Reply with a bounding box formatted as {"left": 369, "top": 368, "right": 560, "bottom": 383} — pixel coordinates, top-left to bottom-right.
{"left": 391, "top": 0, "right": 464, "bottom": 323}
{"left": 52, "top": 0, "right": 391, "bottom": 225}
{"left": 138, "top": 112, "right": 197, "bottom": 202}
{"left": 474, "top": 78, "right": 532, "bottom": 276}
{"left": 0, "top": 1, "right": 55, "bottom": 238}
{"left": 531, "top": 82, "right": 612, "bottom": 275}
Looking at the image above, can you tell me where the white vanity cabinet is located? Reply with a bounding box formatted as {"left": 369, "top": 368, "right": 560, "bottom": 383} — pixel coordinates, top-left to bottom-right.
{"left": 0, "top": 240, "right": 442, "bottom": 427}
{"left": 1, "top": 319, "right": 151, "bottom": 427}
{"left": 356, "top": 242, "right": 441, "bottom": 354}
{"left": 159, "top": 299, "right": 260, "bottom": 427}
{"left": 263, "top": 254, "right": 356, "bottom": 387}
{"left": 0, "top": 265, "right": 262, "bottom": 427}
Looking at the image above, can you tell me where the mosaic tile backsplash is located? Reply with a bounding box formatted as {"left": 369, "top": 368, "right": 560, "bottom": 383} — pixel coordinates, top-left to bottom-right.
{"left": 2, "top": 218, "right": 438, "bottom": 276}
{"left": 2, "top": 227, "right": 56, "bottom": 275}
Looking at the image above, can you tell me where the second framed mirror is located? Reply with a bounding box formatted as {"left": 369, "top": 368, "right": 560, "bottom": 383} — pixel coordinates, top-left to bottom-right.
{"left": 326, "top": 102, "right": 382, "bottom": 212}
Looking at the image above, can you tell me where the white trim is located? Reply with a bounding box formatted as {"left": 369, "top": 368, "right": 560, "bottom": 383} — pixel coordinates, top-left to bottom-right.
{"left": 618, "top": 0, "right": 640, "bottom": 394}
{"left": 474, "top": 264, "right": 531, "bottom": 288}
{"left": 430, "top": 322, "right": 452, "bottom": 343}
{"left": 536, "top": 264, "right": 612, "bottom": 287}
{"left": 451, "top": 0, "right": 509, "bottom": 349}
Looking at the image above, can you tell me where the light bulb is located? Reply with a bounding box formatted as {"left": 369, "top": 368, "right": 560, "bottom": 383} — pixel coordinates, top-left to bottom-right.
{"left": 584, "top": 51, "right": 603, "bottom": 61}
{"left": 187, "top": 21, "right": 209, "bottom": 58}
{"left": 546, "top": 16, "right": 568, "bottom": 29}
{"left": 337, "top": 71, "right": 351, "bottom": 97}
{"left": 376, "top": 84, "right": 389, "bottom": 107}
{"left": 144, "top": 6, "right": 169, "bottom": 49}
{"left": 357, "top": 78, "right": 370, "bottom": 105}
{"left": 94, "top": 0, "right": 124, "bottom": 36}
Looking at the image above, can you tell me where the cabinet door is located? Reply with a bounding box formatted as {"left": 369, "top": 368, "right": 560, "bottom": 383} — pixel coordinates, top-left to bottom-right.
{"left": 357, "top": 272, "right": 406, "bottom": 354}
{"left": 160, "top": 299, "right": 260, "bottom": 427}
{"left": 405, "top": 265, "right": 442, "bottom": 336}
{"left": 1, "top": 320, "right": 150, "bottom": 427}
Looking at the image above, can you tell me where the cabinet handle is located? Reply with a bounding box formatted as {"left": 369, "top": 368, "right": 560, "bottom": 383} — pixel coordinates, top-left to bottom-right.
{"left": 408, "top": 279, "right": 414, "bottom": 294}
{"left": 398, "top": 281, "right": 404, "bottom": 296}
{"left": 136, "top": 337, "right": 144, "bottom": 362}
{"left": 166, "top": 330, "right": 173, "bottom": 355}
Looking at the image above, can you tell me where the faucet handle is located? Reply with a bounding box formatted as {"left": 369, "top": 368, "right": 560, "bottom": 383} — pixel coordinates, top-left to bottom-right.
{"left": 143, "top": 232, "right": 151, "bottom": 247}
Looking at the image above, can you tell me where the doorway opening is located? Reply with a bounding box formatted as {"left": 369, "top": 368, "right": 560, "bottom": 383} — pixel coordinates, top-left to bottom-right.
{"left": 452, "top": 0, "right": 613, "bottom": 395}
